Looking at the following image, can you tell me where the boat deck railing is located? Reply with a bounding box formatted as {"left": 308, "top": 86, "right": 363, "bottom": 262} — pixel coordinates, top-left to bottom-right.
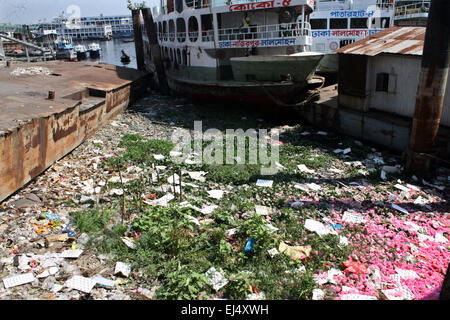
{"left": 159, "top": 22, "right": 311, "bottom": 43}
{"left": 160, "top": 31, "right": 213, "bottom": 42}
{"left": 188, "top": 31, "right": 199, "bottom": 42}
{"left": 218, "top": 22, "right": 311, "bottom": 41}
{"left": 394, "top": 1, "right": 430, "bottom": 19}
{"left": 183, "top": 0, "right": 310, "bottom": 10}
{"left": 177, "top": 32, "right": 187, "bottom": 42}
{"left": 202, "top": 30, "right": 215, "bottom": 42}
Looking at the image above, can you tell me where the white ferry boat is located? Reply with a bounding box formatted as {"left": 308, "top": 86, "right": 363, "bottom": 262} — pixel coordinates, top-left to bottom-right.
{"left": 74, "top": 44, "right": 88, "bottom": 60}
{"left": 88, "top": 43, "right": 101, "bottom": 58}
{"left": 36, "top": 14, "right": 133, "bottom": 40}
{"left": 143, "top": 0, "right": 325, "bottom": 107}
{"left": 309, "top": 0, "right": 430, "bottom": 72}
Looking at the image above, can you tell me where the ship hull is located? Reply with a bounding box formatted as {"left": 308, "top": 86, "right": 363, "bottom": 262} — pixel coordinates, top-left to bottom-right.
{"left": 56, "top": 50, "right": 77, "bottom": 61}
{"left": 166, "top": 75, "right": 320, "bottom": 108}
{"left": 76, "top": 51, "right": 87, "bottom": 60}
{"left": 316, "top": 53, "right": 339, "bottom": 73}
{"left": 230, "top": 52, "right": 324, "bottom": 83}
{"left": 89, "top": 50, "right": 100, "bottom": 59}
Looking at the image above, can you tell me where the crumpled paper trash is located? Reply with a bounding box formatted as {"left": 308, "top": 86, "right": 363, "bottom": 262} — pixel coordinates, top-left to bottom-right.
{"left": 279, "top": 242, "right": 312, "bottom": 260}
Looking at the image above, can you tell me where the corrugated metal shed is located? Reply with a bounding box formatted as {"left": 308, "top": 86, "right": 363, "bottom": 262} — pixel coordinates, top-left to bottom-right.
{"left": 336, "top": 26, "right": 426, "bottom": 56}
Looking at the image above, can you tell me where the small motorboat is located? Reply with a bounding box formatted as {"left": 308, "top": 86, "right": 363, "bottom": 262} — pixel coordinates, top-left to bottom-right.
{"left": 120, "top": 50, "right": 130, "bottom": 64}
{"left": 30, "top": 48, "right": 52, "bottom": 56}
{"left": 11, "top": 49, "right": 25, "bottom": 57}
{"left": 74, "top": 44, "right": 88, "bottom": 60}
{"left": 55, "top": 36, "right": 77, "bottom": 61}
{"left": 88, "top": 43, "right": 101, "bottom": 59}
{"left": 56, "top": 49, "right": 77, "bottom": 61}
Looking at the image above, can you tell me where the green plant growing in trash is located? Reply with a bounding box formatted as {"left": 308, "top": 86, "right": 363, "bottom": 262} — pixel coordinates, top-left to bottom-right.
{"left": 156, "top": 266, "right": 211, "bottom": 300}
{"left": 70, "top": 117, "right": 369, "bottom": 301}
{"left": 72, "top": 207, "right": 115, "bottom": 234}
{"left": 132, "top": 205, "right": 196, "bottom": 256}
{"left": 118, "top": 134, "right": 174, "bottom": 164}
{"left": 207, "top": 164, "right": 260, "bottom": 185}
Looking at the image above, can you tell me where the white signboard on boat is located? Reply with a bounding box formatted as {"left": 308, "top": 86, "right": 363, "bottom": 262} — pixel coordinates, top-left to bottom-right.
{"left": 228, "top": 0, "right": 314, "bottom": 12}
{"left": 218, "top": 37, "right": 311, "bottom": 48}
{"left": 330, "top": 10, "right": 376, "bottom": 18}
{"left": 311, "top": 29, "right": 383, "bottom": 38}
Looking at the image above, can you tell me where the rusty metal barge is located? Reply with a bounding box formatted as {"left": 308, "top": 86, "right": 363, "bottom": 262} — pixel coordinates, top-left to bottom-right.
{"left": 0, "top": 61, "right": 147, "bottom": 202}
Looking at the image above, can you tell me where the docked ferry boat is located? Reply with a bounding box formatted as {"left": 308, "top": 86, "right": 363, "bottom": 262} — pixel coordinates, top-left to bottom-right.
{"left": 74, "top": 44, "right": 88, "bottom": 60}
{"left": 88, "top": 43, "right": 101, "bottom": 58}
{"left": 309, "top": 0, "right": 430, "bottom": 72}
{"left": 36, "top": 14, "right": 131, "bottom": 40}
{"left": 143, "top": 0, "right": 325, "bottom": 107}
{"left": 55, "top": 35, "right": 77, "bottom": 61}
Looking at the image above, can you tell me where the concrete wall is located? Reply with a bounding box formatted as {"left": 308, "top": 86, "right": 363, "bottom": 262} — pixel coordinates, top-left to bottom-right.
{"left": 299, "top": 89, "right": 450, "bottom": 156}
{"left": 365, "top": 53, "right": 450, "bottom": 127}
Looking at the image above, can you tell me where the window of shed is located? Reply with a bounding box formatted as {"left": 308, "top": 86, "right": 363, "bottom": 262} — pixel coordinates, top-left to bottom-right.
{"left": 376, "top": 73, "right": 389, "bottom": 92}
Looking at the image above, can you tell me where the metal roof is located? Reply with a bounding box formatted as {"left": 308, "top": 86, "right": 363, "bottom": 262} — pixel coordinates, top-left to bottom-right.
{"left": 336, "top": 26, "right": 426, "bottom": 56}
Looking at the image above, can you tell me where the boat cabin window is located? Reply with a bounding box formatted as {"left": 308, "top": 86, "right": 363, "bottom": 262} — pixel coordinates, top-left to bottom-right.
{"left": 330, "top": 18, "right": 347, "bottom": 29}
{"left": 188, "top": 16, "right": 199, "bottom": 42}
{"left": 177, "top": 18, "right": 186, "bottom": 42}
{"left": 310, "top": 19, "right": 327, "bottom": 30}
{"left": 340, "top": 39, "right": 355, "bottom": 48}
{"left": 167, "top": 0, "right": 174, "bottom": 13}
{"left": 279, "top": 8, "right": 294, "bottom": 24}
{"left": 182, "top": 49, "right": 187, "bottom": 65}
{"left": 176, "top": 49, "right": 181, "bottom": 64}
{"left": 201, "top": 14, "right": 214, "bottom": 42}
{"left": 371, "top": 17, "right": 390, "bottom": 29}
{"left": 169, "top": 20, "right": 175, "bottom": 41}
{"left": 175, "top": 0, "right": 183, "bottom": 13}
{"left": 163, "top": 21, "right": 168, "bottom": 41}
{"left": 158, "top": 22, "right": 162, "bottom": 39}
{"left": 350, "top": 18, "right": 368, "bottom": 29}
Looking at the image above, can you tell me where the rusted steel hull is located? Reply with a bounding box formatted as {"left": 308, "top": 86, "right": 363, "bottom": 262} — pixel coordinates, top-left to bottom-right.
{"left": 0, "top": 61, "right": 147, "bottom": 202}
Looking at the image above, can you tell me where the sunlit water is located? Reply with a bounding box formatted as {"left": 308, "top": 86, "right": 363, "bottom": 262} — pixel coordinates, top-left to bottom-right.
{"left": 75, "top": 38, "right": 137, "bottom": 69}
